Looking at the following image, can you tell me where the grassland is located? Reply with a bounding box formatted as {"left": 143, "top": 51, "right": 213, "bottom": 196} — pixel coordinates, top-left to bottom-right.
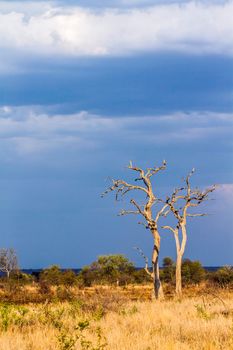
{"left": 0, "top": 284, "right": 232, "bottom": 350}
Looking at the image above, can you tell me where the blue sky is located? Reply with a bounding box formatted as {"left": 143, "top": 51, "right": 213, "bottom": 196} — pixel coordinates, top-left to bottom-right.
{"left": 0, "top": 0, "right": 232, "bottom": 268}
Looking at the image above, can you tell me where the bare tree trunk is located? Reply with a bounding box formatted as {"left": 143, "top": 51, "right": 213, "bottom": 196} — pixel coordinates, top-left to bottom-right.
{"left": 173, "top": 230, "right": 182, "bottom": 296}
{"left": 175, "top": 253, "right": 182, "bottom": 296}
{"left": 175, "top": 224, "right": 187, "bottom": 296}
{"left": 152, "top": 234, "right": 164, "bottom": 300}
{"left": 6, "top": 270, "right": 10, "bottom": 279}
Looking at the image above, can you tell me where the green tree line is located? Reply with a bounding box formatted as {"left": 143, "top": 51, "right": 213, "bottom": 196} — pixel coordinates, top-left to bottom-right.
{"left": 1, "top": 254, "right": 232, "bottom": 289}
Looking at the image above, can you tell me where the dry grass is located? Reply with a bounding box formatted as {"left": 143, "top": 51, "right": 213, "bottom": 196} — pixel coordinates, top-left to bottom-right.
{"left": 0, "top": 286, "right": 232, "bottom": 350}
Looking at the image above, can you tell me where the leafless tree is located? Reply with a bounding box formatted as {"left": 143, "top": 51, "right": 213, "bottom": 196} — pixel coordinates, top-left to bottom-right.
{"left": 0, "top": 248, "right": 19, "bottom": 279}
{"left": 102, "top": 160, "right": 168, "bottom": 300}
{"left": 162, "top": 169, "right": 216, "bottom": 296}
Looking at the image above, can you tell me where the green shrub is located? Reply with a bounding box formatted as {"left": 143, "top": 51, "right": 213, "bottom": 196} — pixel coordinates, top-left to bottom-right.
{"left": 61, "top": 270, "right": 77, "bottom": 286}
{"left": 40, "top": 265, "right": 62, "bottom": 285}
{"left": 40, "top": 266, "right": 77, "bottom": 287}
{"left": 211, "top": 266, "right": 233, "bottom": 287}
{"left": 0, "top": 303, "right": 29, "bottom": 331}
{"left": 78, "top": 254, "right": 136, "bottom": 286}
{"left": 181, "top": 259, "right": 205, "bottom": 285}
{"left": 132, "top": 269, "right": 151, "bottom": 284}
{"left": 161, "top": 257, "right": 175, "bottom": 283}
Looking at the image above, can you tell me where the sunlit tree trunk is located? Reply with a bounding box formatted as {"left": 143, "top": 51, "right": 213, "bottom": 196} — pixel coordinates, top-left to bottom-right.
{"left": 152, "top": 231, "right": 164, "bottom": 300}
{"left": 175, "top": 253, "right": 182, "bottom": 296}
{"left": 174, "top": 224, "right": 187, "bottom": 296}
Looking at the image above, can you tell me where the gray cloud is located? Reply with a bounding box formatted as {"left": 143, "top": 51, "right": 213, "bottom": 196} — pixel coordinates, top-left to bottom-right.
{"left": 0, "top": 1, "right": 232, "bottom": 59}
{"left": 0, "top": 106, "right": 232, "bottom": 158}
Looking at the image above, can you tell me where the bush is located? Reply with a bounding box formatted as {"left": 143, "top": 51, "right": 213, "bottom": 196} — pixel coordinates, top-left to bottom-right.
{"left": 210, "top": 266, "right": 233, "bottom": 287}
{"left": 78, "top": 255, "right": 136, "bottom": 286}
{"left": 39, "top": 265, "right": 62, "bottom": 285}
{"left": 61, "top": 270, "right": 77, "bottom": 287}
{"left": 181, "top": 259, "right": 205, "bottom": 285}
{"left": 40, "top": 266, "right": 78, "bottom": 287}
{"left": 161, "top": 257, "right": 175, "bottom": 283}
{"left": 12, "top": 272, "right": 35, "bottom": 284}
{"left": 132, "top": 269, "right": 151, "bottom": 284}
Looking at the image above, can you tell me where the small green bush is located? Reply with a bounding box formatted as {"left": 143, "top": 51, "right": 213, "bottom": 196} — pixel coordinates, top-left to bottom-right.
{"left": 78, "top": 254, "right": 136, "bottom": 286}
{"left": 181, "top": 259, "right": 205, "bottom": 285}
{"left": 210, "top": 266, "right": 233, "bottom": 287}
{"left": 40, "top": 265, "right": 62, "bottom": 285}
{"left": 161, "top": 257, "right": 175, "bottom": 283}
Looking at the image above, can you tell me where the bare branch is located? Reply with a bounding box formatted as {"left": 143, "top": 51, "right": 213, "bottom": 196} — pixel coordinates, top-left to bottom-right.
{"left": 185, "top": 168, "right": 195, "bottom": 195}
{"left": 101, "top": 178, "right": 148, "bottom": 199}
{"left": 145, "top": 160, "right": 167, "bottom": 178}
{"left": 186, "top": 213, "right": 207, "bottom": 217}
{"left": 128, "top": 161, "right": 145, "bottom": 178}
{"left": 161, "top": 225, "right": 177, "bottom": 235}
{"left": 134, "top": 247, "right": 153, "bottom": 279}
{"left": 161, "top": 208, "right": 170, "bottom": 218}
{"left": 0, "top": 248, "right": 18, "bottom": 278}
{"left": 166, "top": 174, "right": 216, "bottom": 223}
{"left": 130, "top": 199, "right": 146, "bottom": 217}
{"left": 155, "top": 203, "right": 169, "bottom": 223}
{"left": 118, "top": 209, "right": 140, "bottom": 216}
{"left": 166, "top": 197, "right": 182, "bottom": 221}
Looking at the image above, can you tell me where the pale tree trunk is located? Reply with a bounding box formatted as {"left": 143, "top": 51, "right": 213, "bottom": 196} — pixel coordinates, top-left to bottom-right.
{"left": 6, "top": 270, "right": 10, "bottom": 279}
{"left": 175, "top": 224, "right": 187, "bottom": 296}
{"left": 152, "top": 232, "right": 164, "bottom": 300}
{"left": 175, "top": 253, "right": 182, "bottom": 296}
{"left": 174, "top": 231, "right": 182, "bottom": 296}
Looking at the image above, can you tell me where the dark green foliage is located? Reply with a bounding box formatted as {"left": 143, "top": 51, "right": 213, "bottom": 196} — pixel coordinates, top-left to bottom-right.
{"left": 210, "top": 266, "right": 233, "bottom": 287}
{"left": 61, "top": 270, "right": 77, "bottom": 286}
{"left": 161, "top": 257, "right": 175, "bottom": 283}
{"left": 78, "top": 255, "right": 136, "bottom": 286}
{"left": 181, "top": 259, "right": 205, "bottom": 284}
{"left": 133, "top": 269, "right": 151, "bottom": 284}
{"left": 40, "top": 265, "right": 62, "bottom": 285}
{"left": 12, "top": 272, "right": 35, "bottom": 284}
{"left": 39, "top": 265, "right": 77, "bottom": 286}
{"left": 77, "top": 266, "right": 93, "bottom": 287}
{"left": 163, "top": 257, "right": 174, "bottom": 267}
{"left": 160, "top": 256, "right": 205, "bottom": 285}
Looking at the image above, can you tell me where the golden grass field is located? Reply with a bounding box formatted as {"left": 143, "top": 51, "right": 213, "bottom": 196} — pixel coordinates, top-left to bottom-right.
{"left": 0, "top": 285, "right": 232, "bottom": 350}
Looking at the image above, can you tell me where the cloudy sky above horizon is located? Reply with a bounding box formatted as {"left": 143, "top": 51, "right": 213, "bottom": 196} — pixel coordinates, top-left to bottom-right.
{"left": 0, "top": 0, "right": 232, "bottom": 268}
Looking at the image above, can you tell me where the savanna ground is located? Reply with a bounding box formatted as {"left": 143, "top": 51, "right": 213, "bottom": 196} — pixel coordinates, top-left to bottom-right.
{"left": 0, "top": 284, "right": 233, "bottom": 350}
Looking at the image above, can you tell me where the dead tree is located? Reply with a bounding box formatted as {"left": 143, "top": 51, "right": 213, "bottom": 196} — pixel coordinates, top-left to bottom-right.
{"left": 162, "top": 169, "right": 216, "bottom": 296}
{"left": 102, "top": 160, "right": 168, "bottom": 300}
{"left": 0, "top": 248, "right": 19, "bottom": 278}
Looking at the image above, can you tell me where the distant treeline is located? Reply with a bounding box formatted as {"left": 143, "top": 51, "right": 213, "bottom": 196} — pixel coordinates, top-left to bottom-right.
{"left": 1, "top": 254, "right": 233, "bottom": 288}
{"left": 20, "top": 265, "right": 221, "bottom": 276}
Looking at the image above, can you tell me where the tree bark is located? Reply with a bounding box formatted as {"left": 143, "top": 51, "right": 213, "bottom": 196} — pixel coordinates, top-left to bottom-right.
{"left": 175, "top": 253, "right": 182, "bottom": 296}
{"left": 173, "top": 230, "right": 182, "bottom": 296}
{"left": 175, "top": 224, "right": 187, "bottom": 296}
{"left": 152, "top": 233, "right": 164, "bottom": 300}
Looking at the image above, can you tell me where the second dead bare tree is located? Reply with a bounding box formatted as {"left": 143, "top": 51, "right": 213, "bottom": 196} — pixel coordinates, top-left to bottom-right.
{"left": 162, "top": 169, "right": 216, "bottom": 296}
{"left": 0, "top": 248, "right": 19, "bottom": 279}
{"left": 102, "top": 160, "right": 168, "bottom": 300}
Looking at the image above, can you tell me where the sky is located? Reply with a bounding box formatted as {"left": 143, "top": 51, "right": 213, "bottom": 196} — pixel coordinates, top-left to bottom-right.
{"left": 0, "top": 0, "right": 232, "bottom": 268}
